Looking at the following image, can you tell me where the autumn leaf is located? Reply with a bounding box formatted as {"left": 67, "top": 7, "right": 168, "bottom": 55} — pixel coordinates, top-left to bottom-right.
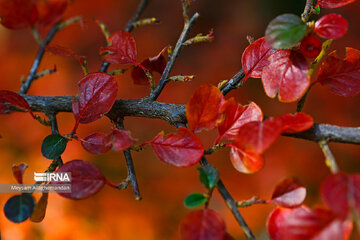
{"left": 242, "top": 37, "right": 277, "bottom": 80}
{"left": 72, "top": 72, "right": 118, "bottom": 133}
{"left": 314, "top": 14, "right": 348, "bottom": 40}
{"left": 0, "top": 90, "right": 36, "bottom": 119}
{"left": 12, "top": 163, "right": 28, "bottom": 184}
{"left": 103, "top": 129, "right": 136, "bottom": 151}
{"left": 145, "top": 127, "right": 203, "bottom": 167}
{"left": 267, "top": 206, "right": 353, "bottom": 240}
{"left": 51, "top": 160, "right": 106, "bottom": 200}
{"left": 30, "top": 192, "right": 48, "bottom": 223}
{"left": 279, "top": 112, "right": 313, "bottom": 134}
{"left": 216, "top": 98, "right": 263, "bottom": 143}
{"left": 269, "top": 177, "right": 306, "bottom": 208}
{"left": 262, "top": 50, "right": 310, "bottom": 102}
{"left": 45, "top": 44, "right": 86, "bottom": 63}
{"left": 317, "top": 47, "right": 360, "bottom": 97}
{"left": 99, "top": 30, "right": 138, "bottom": 65}
{"left": 229, "top": 146, "right": 264, "bottom": 174}
{"left": 0, "top": 0, "right": 38, "bottom": 30}
{"left": 179, "top": 209, "right": 226, "bottom": 240}
{"left": 131, "top": 47, "right": 167, "bottom": 85}
{"left": 321, "top": 172, "right": 360, "bottom": 218}
{"left": 3, "top": 194, "right": 35, "bottom": 223}
{"left": 186, "top": 84, "right": 225, "bottom": 133}
{"left": 318, "top": 0, "right": 355, "bottom": 8}
{"left": 300, "top": 35, "right": 322, "bottom": 58}
{"left": 36, "top": 0, "right": 67, "bottom": 29}
{"left": 81, "top": 132, "right": 111, "bottom": 154}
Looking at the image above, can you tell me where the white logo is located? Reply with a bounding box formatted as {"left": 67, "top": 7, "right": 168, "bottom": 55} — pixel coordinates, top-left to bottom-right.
{"left": 34, "top": 172, "right": 71, "bottom": 182}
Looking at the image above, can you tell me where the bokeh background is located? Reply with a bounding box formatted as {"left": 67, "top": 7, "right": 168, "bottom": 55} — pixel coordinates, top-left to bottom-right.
{"left": 1, "top": 0, "right": 360, "bottom": 239}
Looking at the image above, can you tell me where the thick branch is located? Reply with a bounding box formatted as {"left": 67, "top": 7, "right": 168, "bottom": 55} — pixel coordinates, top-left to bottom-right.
{"left": 99, "top": 0, "right": 150, "bottom": 73}
{"left": 221, "top": 70, "right": 245, "bottom": 95}
{"left": 21, "top": 94, "right": 360, "bottom": 145}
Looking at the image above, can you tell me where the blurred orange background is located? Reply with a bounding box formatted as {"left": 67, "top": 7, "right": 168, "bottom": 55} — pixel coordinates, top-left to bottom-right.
{"left": 0, "top": 0, "right": 360, "bottom": 239}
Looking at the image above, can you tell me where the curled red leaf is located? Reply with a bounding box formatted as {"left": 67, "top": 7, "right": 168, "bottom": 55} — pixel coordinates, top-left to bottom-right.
{"left": 12, "top": 163, "right": 28, "bottom": 184}
{"left": 179, "top": 209, "right": 226, "bottom": 240}
{"left": 99, "top": 30, "right": 137, "bottom": 65}
{"left": 270, "top": 177, "right": 306, "bottom": 208}
{"left": 145, "top": 127, "right": 203, "bottom": 167}
{"left": 267, "top": 205, "right": 353, "bottom": 240}
{"left": 279, "top": 112, "right": 313, "bottom": 134}
{"left": 321, "top": 172, "right": 360, "bottom": 218}
{"left": 229, "top": 147, "right": 264, "bottom": 174}
{"left": 0, "top": 90, "right": 35, "bottom": 119}
{"left": 317, "top": 47, "right": 360, "bottom": 97}
{"left": 45, "top": 44, "right": 86, "bottom": 63}
{"left": 186, "top": 84, "right": 225, "bottom": 133}
{"left": 0, "top": 0, "right": 38, "bottom": 30}
{"left": 300, "top": 35, "right": 322, "bottom": 58}
{"left": 103, "top": 129, "right": 136, "bottom": 152}
{"left": 262, "top": 50, "right": 310, "bottom": 102}
{"left": 242, "top": 37, "right": 276, "bottom": 80}
{"left": 131, "top": 47, "right": 167, "bottom": 85}
{"left": 81, "top": 132, "right": 111, "bottom": 154}
{"left": 216, "top": 98, "right": 263, "bottom": 143}
{"left": 318, "top": 0, "right": 355, "bottom": 8}
{"left": 315, "top": 14, "right": 348, "bottom": 40}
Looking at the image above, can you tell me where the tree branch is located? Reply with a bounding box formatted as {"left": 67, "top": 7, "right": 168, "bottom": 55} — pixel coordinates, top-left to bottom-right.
{"left": 148, "top": 12, "right": 200, "bottom": 101}
{"left": 301, "top": 0, "right": 315, "bottom": 22}
{"left": 20, "top": 94, "right": 360, "bottom": 145}
{"left": 99, "top": 0, "right": 150, "bottom": 73}
{"left": 20, "top": 23, "right": 60, "bottom": 94}
{"left": 221, "top": 70, "right": 245, "bottom": 95}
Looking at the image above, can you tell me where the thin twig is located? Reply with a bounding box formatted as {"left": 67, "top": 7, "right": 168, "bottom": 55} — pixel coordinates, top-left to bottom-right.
{"left": 318, "top": 140, "right": 338, "bottom": 173}
{"left": 221, "top": 70, "right": 245, "bottom": 96}
{"left": 301, "top": 0, "right": 315, "bottom": 22}
{"left": 148, "top": 12, "right": 200, "bottom": 101}
{"left": 115, "top": 120, "right": 142, "bottom": 200}
{"left": 20, "top": 24, "right": 60, "bottom": 94}
{"left": 201, "top": 157, "right": 255, "bottom": 240}
{"left": 99, "top": 0, "right": 150, "bottom": 73}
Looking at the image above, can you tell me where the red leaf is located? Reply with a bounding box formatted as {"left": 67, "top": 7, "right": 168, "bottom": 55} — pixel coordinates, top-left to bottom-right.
{"left": 51, "top": 160, "right": 106, "bottom": 200}
{"left": 81, "top": 132, "right": 111, "bottom": 154}
{"left": 279, "top": 112, "right": 314, "bottom": 134}
{"left": 179, "top": 209, "right": 226, "bottom": 240}
{"left": 0, "top": 0, "right": 38, "bottom": 29}
{"left": 270, "top": 177, "right": 306, "bottom": 208}
{"left": 30, "top": 192, "right": 48, "bottom": 223}
{"left": 300, "top": 35, "right": 322, "bottom": 58}
{"left": 131, "top": 47, "right": 167, "bottom": 85}
{"left": 186, "top": 84, "right": 225, "bottom": 133}
{"left": 242, "top": 37, "right": 277, "bottom": 80}
{"left": 229, "top": 146, "right": 264, "bottom": 174}
{"left": 0, "top": 90, "right": 35, "bottom": 118}
{"left": 321, "top": 172, "right": 360, "bottom": 218}
{"left": 103, "top": 129, "right": 136, "bottom": 151}
{"left": 216, "top": 98, "right": 263, "bottom": 143}
{"left": 36, "top": 0, "right": 67, "bottom": 29}
{"left": 12, "top": 163, "right": 28, "bottom": 184}
{"left": 318, "top": 0, "right": 355, "bottom": 8}
{"left": 317, "top": 47, "right": 360, "bottom": 97}
{"left": 314, "top": 14, "right": 348, "bottom": 40}
{"left": 45, "top": 44, "right": 86, "bottom": 63}
{"left": 72, "top": 73, "right": 118, "bottom": 132}
{"left": 231, "top": 117, "right": 283, "bottom": 154}
{"left": 262, "top": 50, "right": 310, "bottom": 102}
{"left": 267, "top": 206, "right": 353, "bottom": 240}
{"left": 145, "top": 127, "right": 203, "bottom": 167}
{"left": 99, "top": 30, "right": 137, "bottom": 65}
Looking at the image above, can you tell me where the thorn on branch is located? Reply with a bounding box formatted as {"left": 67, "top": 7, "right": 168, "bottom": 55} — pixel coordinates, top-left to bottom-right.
{"left": 95, "top": 19, "right": 111, "bottom": 41}
{"left": 318, "top": 140, "right": 339, "bottom": 173}
{"left": 168, "top": 75, "right": 194, "bottom": 82}
{"left": 237, "top": 196, "right": 266, "bottom": 208}
{"left": 58, "top": 16, "right": 83, "bottom": 30}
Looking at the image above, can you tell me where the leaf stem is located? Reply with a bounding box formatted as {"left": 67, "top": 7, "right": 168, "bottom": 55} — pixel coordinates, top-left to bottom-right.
{"left": 301, "top": 0, "right": 317, "bottom": 22}
{"left": 237, "top": 196, "right": 266, "bottom": 208}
